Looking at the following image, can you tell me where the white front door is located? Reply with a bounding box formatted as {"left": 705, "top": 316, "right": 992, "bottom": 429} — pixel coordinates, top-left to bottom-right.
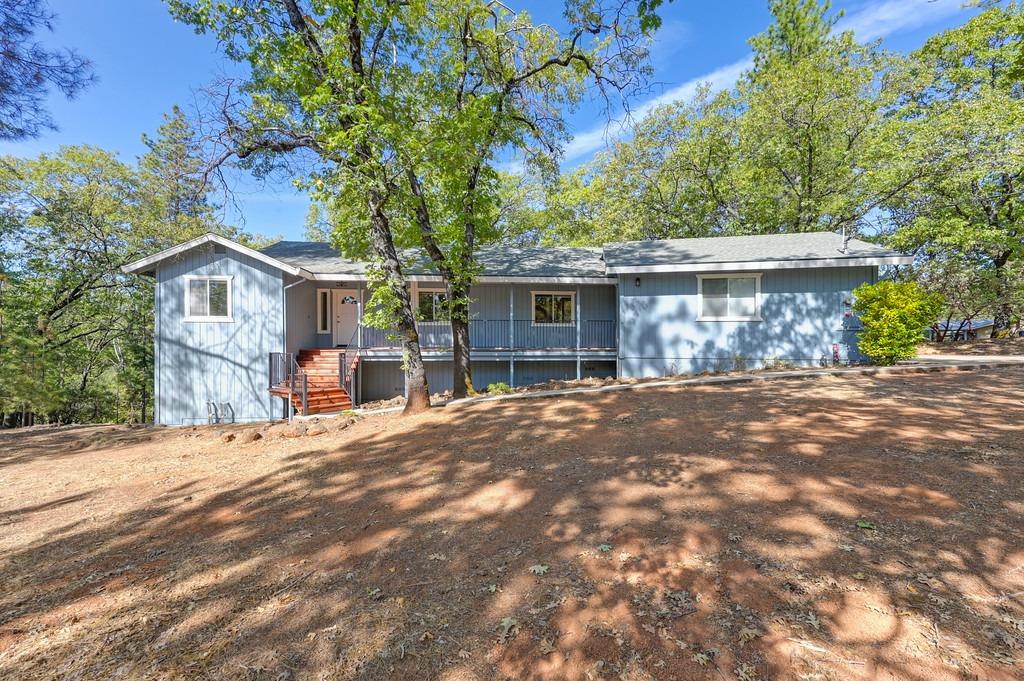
{"left": 332, "top": 289, "right": 360, "bottom": 347}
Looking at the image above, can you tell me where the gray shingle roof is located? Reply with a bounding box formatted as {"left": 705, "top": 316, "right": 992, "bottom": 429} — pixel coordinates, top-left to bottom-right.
{"left": 260, "top": 241, "right": 607, "bottom": 278}
{"left": 473, "top": 245, "right": 606, "bottom": 278}
{"left": 261, "top": 231, "right": 905, "bottom": 278}
{"left": 260, "top": 241, "right": 370, "bottom": 275}
{"left": 603, "top": 231, "right": 902, "bottom": 269}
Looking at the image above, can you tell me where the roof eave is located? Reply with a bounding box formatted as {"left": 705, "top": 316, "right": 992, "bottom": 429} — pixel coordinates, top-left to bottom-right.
{"left": 307, "top": 272, "right": 615, "bottom": 284}
{"left": 121, "top": 233, "right": 311, "bottom": 278}
{"left": 605, "top": 254, "right": 914, "bottom": 274}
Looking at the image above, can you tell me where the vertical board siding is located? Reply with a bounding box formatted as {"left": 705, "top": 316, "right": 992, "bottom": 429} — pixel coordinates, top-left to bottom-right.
{"left": 285, "top": 279, "right": 319, "bottom": 351}
{"left": 618, "top": 266, "right": 875, "bottom": 377}
{"left": 156, "top": 244, "right": 283, "bottom": 425}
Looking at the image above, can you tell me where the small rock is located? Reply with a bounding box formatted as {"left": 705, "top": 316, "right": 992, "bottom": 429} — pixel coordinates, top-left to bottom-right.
{"left": 307, "top": 424, "right": 328, "bottom": 436}
{"left": 267, "top": 423, "right": 307, "bottom": 439}
{"left": 220, "top": 432, "right": 236, "bottom": 443}
{"left": 236, "top": 429, "right": 262, "bottom": 444}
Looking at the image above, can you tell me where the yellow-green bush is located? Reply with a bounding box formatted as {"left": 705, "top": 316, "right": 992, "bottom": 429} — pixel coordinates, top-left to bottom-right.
{"left": 852, "top": 281, "right": 943, "bottom": 365}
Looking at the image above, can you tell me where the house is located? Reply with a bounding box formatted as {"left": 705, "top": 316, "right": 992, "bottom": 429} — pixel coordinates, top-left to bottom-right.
{"left": 122, "top": 231, "right": 911, "bottom": 425}
{"left": 924, "top": 319, "right": 995, "bottom": 342}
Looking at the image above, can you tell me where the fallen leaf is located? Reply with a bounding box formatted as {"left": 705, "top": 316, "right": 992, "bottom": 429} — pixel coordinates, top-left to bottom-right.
{"left": 738, "top": 626, "right": 761, "bottom": 644}
{"left": 498, "top": 617, "right": 519, "bottom": 641}
{"left": 529, "top": 564, "right": 550, "bottom": 576}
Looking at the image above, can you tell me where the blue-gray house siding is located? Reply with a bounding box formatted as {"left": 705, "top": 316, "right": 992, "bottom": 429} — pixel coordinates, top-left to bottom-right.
{"left": 127, "top": 230, "right": 904, "bottom": 423}
{"left": 618, "top": 266, "right": 877, "bottom": 377}
{"left": 155, "top": 244, "right": 284, "bottom": 425}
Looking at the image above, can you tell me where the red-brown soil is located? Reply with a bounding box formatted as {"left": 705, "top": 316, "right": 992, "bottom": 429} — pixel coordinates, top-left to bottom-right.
{"left": 918, "top": 337, "right": 1024, "bottom": 356}
{"left": 1, "top": 367, "right": 1022, "bottom": 680}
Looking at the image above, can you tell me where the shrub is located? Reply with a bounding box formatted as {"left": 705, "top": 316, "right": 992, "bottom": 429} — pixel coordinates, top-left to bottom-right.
{"left": 486, "top": 382, "right": 514, "bottom": 395}
{"left": 852, "top": 281, "right": 944, "bottom": 365}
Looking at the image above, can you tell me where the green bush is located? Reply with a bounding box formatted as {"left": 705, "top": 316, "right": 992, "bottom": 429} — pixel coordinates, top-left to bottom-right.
{"left": 852, "top": 281, "right": 944, "bottom": 365}
{"left": 486, "top": 381, "right": 514, "bottom": 395}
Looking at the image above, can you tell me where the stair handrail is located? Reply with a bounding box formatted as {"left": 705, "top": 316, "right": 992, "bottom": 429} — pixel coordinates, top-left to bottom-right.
{"left": 288, "top": 353, "right": 309, "bottom": 416}
{"left": 269, "top": 351, "right": 309, "bottom": 418}
{"left": 340, "top": 326, "right": 360, "bottom": 404}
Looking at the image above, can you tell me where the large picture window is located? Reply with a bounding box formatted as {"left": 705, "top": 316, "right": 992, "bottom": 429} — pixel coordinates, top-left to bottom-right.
{"left": 532, "top": 291, "right": 575, "bottom": 325}
{"left": 417, "top": 290, "right": 449, "bottom": 322}
{"left": 185, "top": 276, "right": 232, "bottom": 322}
{"left": 697, "top": 275, "right": 761, "bottom": 321}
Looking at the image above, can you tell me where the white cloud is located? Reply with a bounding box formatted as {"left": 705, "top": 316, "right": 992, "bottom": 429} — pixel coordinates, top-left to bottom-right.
{"left": 561, "top": 0, "right": 970, "bottom": 163}
{"left": 836, "top": 0, "right": 965, "bottom": 42}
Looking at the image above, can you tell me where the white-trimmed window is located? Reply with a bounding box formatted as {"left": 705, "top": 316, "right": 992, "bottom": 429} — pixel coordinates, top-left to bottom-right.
{"left": 532, "top": 291, "right": 575, "bottom": 325}
{"left": 416, "top": 289, "right": 449, "bottom": 322}
{"left": 185, "top": 276, "right": 232, "bottom": 322}
{"left": 316, "top": 289, "right": 330, "bottom": 334}
{"left": 697, "top": 274, "right": 761, "bottom": 321}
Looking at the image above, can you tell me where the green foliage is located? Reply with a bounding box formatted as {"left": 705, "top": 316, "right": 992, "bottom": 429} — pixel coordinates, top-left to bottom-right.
{"left": 852, "top": 281, "right": 943, "bottom": 365}
{"left": 885, "top": 1, "right": 1024, "bottom": 335}
{"left": 748, "top": 0, "right": 842, "bottom": 73}
{"left": 0, "top": 110, "right": 245, "bottom": 425}
{"left": 536, "top": 0, "right": 909, "bottom": 244}
{"left": 486, "top": 381, "right": 513, "bottom": 395}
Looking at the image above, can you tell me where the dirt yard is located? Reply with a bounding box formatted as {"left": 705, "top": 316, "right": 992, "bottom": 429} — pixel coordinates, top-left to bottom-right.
{"left": 918, "top": 337, "right": 1024, "bottom": 356}
{"left": 1, "top": 368, "right": 1022, "bottom": 681}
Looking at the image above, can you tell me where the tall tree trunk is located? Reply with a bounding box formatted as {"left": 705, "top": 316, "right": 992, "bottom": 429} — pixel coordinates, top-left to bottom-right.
{"left": 449, "top": 286, "right": 475, "bottom": 398}
{"left": 366, "top": 192, "right": 431, "bottom": 414}
{"left": 991, "top": 250, "right": 1013, "bottom": 338}
{"left": 403, "top": 168, "right": 476, "bottom": 399}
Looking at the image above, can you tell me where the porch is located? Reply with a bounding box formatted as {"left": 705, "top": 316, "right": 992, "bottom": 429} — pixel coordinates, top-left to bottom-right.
{"left": 288, "top": 280, "right": 619, "bottom": 353}
{"left": 274, "top": 281, "right": 619, "bottom": 412}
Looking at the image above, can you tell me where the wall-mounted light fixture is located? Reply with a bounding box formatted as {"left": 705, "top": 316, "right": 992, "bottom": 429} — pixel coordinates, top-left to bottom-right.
{"left": 634, "top": 277, "right": 641, "bottom": 288}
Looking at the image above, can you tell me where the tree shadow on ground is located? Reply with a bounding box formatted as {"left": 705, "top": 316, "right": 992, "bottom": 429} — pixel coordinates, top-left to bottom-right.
{"left": 0, "top": 424, "right": 164, "bottom": 468}
{"left": 0, "top": 368, "right": 1022, "bottom": 680}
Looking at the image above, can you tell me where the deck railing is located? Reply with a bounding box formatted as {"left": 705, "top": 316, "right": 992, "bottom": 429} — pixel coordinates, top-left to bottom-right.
{"left": 269, "top": 351, "right": 308, "bottom": 414}
{"left": 358, "top": 319, "right": 615, "bottom": 350}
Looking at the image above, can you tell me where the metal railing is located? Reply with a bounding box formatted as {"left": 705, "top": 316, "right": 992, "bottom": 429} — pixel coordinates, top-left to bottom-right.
{"left": 357, "top": 319, "right": 615, "bottom": 351}
{"left": 269, "top": 351, "right": 308, "bottom": 414}
{"left": 339, "top": 325, "right": 360, "bottom": 406}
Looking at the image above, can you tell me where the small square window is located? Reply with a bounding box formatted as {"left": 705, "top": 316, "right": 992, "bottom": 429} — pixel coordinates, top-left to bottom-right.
{"left": 698, "top": 275, "right": 760, "bottom": 321}
{"left": 532, "top": 292, "right": 575, "bottom": 324}
{"left": 185, "top": 277, "right": 232, "bottom": 321}
{"left": 417, "top": 290, "right": 449, "bottom": 322}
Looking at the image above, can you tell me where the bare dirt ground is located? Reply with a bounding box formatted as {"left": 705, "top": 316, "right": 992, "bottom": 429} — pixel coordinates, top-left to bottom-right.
{"left": 1, "top": 368, "right": 1022, "bottom": 681}
{"left": 918, "top": 338, "right": 1024, "bottom": 356}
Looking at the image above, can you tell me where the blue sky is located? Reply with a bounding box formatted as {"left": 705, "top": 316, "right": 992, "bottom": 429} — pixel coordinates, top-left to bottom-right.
{"left": 3, "top": 0, "right": 979, "bottom": 240}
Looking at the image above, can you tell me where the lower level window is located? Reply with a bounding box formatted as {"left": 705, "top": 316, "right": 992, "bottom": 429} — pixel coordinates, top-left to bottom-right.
{"left": 417, "top": 290, "right": 448, "bottom": 322}
{"left": 185, "top": 277, "right": 231, "bottom": 321}
{"left": 698, "top": 275, "right": 760, "bottom": 321}
{"left": 533, "top": 292, "right": 574, "bottom": 324}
